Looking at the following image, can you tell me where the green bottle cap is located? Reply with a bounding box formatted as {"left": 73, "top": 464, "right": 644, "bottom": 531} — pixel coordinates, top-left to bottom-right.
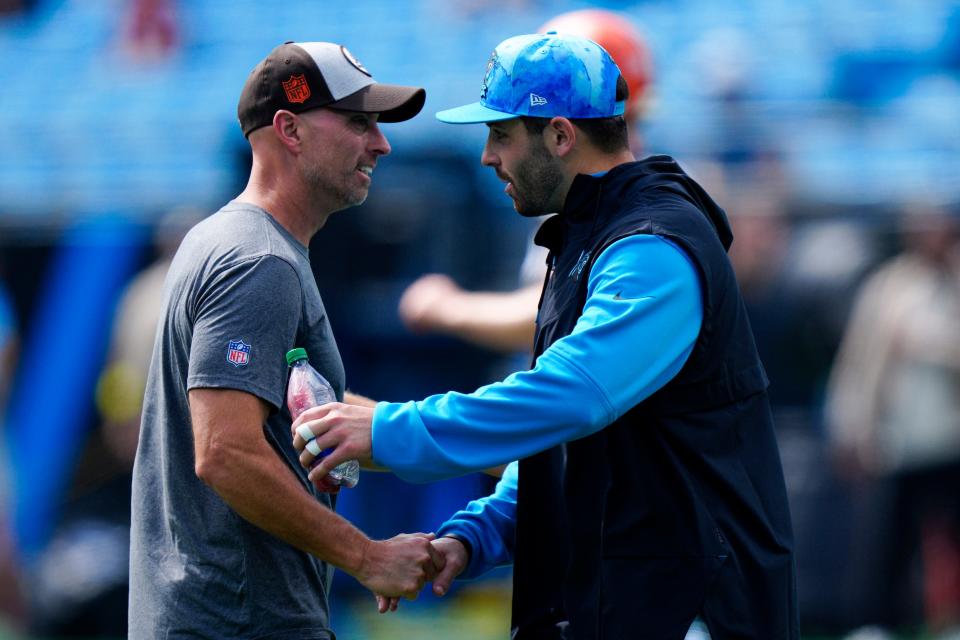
{"left": 285, "top": 347, "right": 308, "bottom": 365}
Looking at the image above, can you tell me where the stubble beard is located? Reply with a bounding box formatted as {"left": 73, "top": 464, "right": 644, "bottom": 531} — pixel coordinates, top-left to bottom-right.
{"left": 301, "top": 162, "right": 368, "bottom": 215}
{"left": 511, "top": 140, "right": 563, "bottom": 218}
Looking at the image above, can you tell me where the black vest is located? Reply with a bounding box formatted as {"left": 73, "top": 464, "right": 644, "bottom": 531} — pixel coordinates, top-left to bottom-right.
{"left": 511, "top": 157, "right": 798, "bottom": 640}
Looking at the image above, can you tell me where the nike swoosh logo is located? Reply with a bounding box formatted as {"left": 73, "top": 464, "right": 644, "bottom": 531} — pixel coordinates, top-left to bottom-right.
{"left": 613, "top": 292, "right": 655, "bottom": 301}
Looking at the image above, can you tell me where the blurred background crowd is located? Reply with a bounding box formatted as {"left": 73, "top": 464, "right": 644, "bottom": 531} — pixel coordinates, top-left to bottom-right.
{"left": 1, "top": 0, "right": 959, "bottom": 638}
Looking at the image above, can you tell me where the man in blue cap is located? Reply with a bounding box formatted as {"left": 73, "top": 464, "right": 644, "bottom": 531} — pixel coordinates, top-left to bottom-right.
{"left": 293, "top": 32, "right": 798, "bottom": 639}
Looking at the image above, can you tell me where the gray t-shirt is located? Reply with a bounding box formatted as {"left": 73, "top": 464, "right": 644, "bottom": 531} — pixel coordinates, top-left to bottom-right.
{"left": 129, "top": 202, "right": 345, "bottom": 639}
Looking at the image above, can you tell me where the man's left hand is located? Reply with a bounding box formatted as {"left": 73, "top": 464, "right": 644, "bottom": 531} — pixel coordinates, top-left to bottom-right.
{"left": 291, "top": 402, "right": 375, "bottom": 482}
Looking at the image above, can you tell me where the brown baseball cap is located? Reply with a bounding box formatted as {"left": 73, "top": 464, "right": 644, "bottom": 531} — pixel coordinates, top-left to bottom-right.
{"left": 237, "top": 41, "right": 426, "bottom": 137}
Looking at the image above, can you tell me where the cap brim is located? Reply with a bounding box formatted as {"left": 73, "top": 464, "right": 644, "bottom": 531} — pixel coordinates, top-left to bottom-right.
{"left": 331, "top": 83, "right": 426, "bottom": 123}
{"left": 435, "top": 102, "right": 519, "bottom": 124}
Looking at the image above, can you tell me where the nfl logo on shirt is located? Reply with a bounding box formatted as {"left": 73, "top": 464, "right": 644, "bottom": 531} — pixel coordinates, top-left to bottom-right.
{"left": 227, "top": 339, "right": 251, "bottom": 367}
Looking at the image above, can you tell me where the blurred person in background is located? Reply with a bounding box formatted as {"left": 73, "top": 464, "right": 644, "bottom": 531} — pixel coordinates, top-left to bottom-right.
{"left": 826, "top": 202, "right": 960, "bottom": 639}
{"left": 120, "top": 0, "right": 178, "bottom": 61}
{"left": 128, "top": 41, "right": 439, "bottom": 640}
{"left": 294, "top": 32, "right": 797, "bottom": 640}
{"left": 26, "top": 207, "right": 201, "bottom": 637}
{"left": 97, "top": 206, "right": 203, "bottom": 466}
{"left": 398, "top": 9, "right": 654, "bottom": 354}
{"left": 723, "top": 178, "right": 807, "bottom": 416}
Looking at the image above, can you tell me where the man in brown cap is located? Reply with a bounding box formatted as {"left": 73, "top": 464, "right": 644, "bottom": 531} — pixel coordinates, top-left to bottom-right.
{"left": 128, "top": 42, "right": 437, "bottom": 640}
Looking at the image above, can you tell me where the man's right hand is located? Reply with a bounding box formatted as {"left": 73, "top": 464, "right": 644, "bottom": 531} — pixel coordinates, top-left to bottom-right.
{"left": 430, "top": 536, "right": 469, "bottom": 596}
{"left": 355, "top": 533, "right": 444, "bottom": 600}
{"left": 374, "top": 534, "right": 470, "bottom": 613}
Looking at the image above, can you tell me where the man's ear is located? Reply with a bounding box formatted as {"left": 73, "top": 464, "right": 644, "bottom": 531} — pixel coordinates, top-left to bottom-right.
{"left": 272, "top": 110, "right": 302, "bottom": 153}
{"left": 543, "top": 117, "right": 577, "bottom": 158}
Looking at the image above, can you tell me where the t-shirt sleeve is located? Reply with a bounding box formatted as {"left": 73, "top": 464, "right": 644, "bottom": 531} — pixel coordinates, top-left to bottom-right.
{"left": 187, "top": 255, "right": 302, "bottom": 411}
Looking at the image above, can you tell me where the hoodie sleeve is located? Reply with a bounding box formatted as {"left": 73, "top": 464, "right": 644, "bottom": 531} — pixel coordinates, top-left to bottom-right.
{"left": 436, "top": 461, "right": 518, "bottom": 579}
{"left": 372, "top": 234, "right": 703, "bottom": 482}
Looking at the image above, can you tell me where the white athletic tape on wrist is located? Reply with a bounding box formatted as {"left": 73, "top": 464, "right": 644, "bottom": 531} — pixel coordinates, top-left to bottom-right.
{"left": 297, "top": 424, "right": 315, "bottom": 443}
{"left": 306, "top": 439, "right": 323, "bottom": 456}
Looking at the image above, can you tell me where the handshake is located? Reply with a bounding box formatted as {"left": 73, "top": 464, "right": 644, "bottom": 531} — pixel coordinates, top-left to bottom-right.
{"left": 290, "top": 402, "right": 470, "bottom": 612}
{"left": 359, "top": 533, "right": 469, "bottom": 614}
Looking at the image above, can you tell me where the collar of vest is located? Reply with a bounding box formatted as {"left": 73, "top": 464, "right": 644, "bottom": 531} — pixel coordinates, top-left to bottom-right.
{"left": 533, "top": 156, "right": 735, "bottom": 254}
{"left": 533, "top": 161, "right": 638, "bottom": 253}
{"left": 562, "top": 162, "right": 640, "bottom": 219}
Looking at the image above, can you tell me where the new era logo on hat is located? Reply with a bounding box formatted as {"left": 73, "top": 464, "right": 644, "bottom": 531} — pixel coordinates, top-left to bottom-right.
{"left": 238, "top": 42, "right": 426, "bottom": 137}
{"left": 436, "top": 32, "right": 625, "bottom": 124}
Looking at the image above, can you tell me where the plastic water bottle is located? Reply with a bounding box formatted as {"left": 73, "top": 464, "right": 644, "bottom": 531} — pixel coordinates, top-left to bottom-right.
{"left": 285, "top": 348, "right": 359, "bottom": 490}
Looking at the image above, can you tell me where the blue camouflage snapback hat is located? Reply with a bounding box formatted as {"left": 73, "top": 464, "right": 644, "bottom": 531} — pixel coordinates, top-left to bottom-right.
{"left": 436, "top": 32, "right": 625, "bottom": 124}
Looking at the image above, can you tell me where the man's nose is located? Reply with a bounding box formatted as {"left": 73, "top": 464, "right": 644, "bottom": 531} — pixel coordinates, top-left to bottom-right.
{"left": 369, "top": 122, "right": 391, "bottom": 156}
{"left": 481, "top": 142, "right": 497, "bottom": 167}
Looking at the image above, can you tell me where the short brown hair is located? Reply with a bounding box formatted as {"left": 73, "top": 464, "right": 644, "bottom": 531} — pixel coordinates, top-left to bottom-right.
{"left": 521, "top": 75, "right": 630, "bottom": 152}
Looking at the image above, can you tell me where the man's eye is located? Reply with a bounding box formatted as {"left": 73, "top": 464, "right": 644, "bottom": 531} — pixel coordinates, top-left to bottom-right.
{"left": 352, "top": 117, "right": 370, "bottom": 131}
